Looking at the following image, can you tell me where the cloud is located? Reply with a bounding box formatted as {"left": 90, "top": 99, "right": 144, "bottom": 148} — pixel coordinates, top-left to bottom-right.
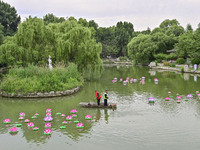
{"left": 3, "top": 0, "right": 200, "bottom": 30}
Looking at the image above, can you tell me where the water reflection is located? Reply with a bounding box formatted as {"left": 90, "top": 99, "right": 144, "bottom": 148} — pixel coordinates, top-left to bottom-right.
{"left": 1, "top": 65, "right": 200, "bottom": 149}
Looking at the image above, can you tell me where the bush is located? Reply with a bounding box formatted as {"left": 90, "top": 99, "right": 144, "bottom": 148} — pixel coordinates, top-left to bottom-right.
{"left": 176, "top": 58, "right": 186, "bottom": 64}
{"left": 154, "top": 53, "right": 168, "bottom": 61}
{"left": 191, "top": 58, "right": 200, "bottom": 65}
{"left": 163, "top": 61, "right": 170, "bottom": 66}
{"left": 169, "top": 63, "right": 176, "bottom": 67}
{"left": 181, "top": 67, "right": 184, "bottom": 73}
{"left": 167, "top": 53, "right": 178, "bottom": 60}
{"left": 0, "top": 63, "right": 83, "bottom": 93}
{"left": 119, "top": 56, "right": 128, "bottom": 61}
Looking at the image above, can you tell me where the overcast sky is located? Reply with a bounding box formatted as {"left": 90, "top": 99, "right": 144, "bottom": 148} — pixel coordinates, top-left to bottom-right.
{"left": 3, "top": 0, "right": 200, "bottom": 31}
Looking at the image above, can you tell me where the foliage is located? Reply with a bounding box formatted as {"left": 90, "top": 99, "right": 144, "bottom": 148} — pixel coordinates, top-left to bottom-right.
{"left": 43, "top": 13, "right": 66, "bottom": 25}
{"left": 0, "top": 1, "right": 20, "bottom": 36}
{"left": 128, "top": 34, "right": 158, "bottom": 64}
{"left": 191, "top": 58, "right": 200, "bottom": 65}
{"left": 154, "top": 53, "right": 168, "bottom": 61}
{"left": 169, "top": 63, "right": 176, "bottom": 67}
{"left": 0, "top": 63, "right": 83, "bottom": 93}
{"left": 0, "top": 24, "right": 4, "bottom": 45}
{"left": 119, "top": 56, "right": 128, "bottom": 61}
{"left": 176, "top": 58, "right": 186, "bottom": 64}
{"left": 167, "top": 53, "right": 178, "bottom": 60}
{"left": 181, "top": 67, "right": 184, "bottom": 73}
{"left": 0, "top": 17, "right": 102, "bottom": 72}
{"left": 163, "top": 61, "right": 170, "bottom": 66}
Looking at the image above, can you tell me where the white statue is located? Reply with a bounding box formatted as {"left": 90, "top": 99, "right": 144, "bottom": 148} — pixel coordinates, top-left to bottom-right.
{"left": 48, "top": 55, "right": 53, "bottom": 70}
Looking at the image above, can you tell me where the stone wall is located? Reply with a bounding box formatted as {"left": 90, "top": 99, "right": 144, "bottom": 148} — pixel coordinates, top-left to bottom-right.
{"left": 0, "top": 86, "right": 80, "bottom": 98}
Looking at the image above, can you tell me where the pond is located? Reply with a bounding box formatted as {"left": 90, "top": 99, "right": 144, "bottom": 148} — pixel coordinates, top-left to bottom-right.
{"left": 0, "top": 65, "right": 200, "bottom": 150}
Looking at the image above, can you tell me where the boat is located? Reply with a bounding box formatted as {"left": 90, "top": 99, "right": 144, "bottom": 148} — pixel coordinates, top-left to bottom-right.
{"left": 79, "top": 102, "right": 117, "bottom": 109}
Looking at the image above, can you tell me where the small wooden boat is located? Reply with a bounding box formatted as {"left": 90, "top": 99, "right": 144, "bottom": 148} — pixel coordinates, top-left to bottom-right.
{"left": 79, "top": 102, "right": 117, "bottom": 109}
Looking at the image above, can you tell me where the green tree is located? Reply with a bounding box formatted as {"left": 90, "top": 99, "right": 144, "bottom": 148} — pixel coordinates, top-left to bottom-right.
{"left": 0, "top": 23, "right": 4, "bottom": 45}
{"left": 128, "top": 34, "right": 158, "bottom": 64}
{"left": 43, "top": 13, "right": 66, "bottom": 25}
{"left": 115, "top": 21, "right": 134, "bottom": 57}
{"left": 0, "top": 0, "right": 20, "bottom": 36}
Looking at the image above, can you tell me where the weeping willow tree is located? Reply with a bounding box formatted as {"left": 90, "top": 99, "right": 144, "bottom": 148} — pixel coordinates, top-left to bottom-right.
{"left": 0, "top": 16, "right": 102, "bottom": 71}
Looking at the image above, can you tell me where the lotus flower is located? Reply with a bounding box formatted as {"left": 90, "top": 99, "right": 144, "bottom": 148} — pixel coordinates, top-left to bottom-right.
{"left": 176, "top": 96, "right": 181, "bottom": 99}
{"left": 154, "top": 78, "right": 159, "bottom": 82}
{"left": 61, "top": 114, "right": 65, "bottom": 117}
{"left": 45, "top": 123, "right": 51, "bottom": 128}
{"left": 187, "top": 94, "right": 193, "bottom": 98}
{"left": 19, "top": 112, "right": 25, "bottom": 116}
{"left": 24, "top": 119, "right": 30, "bottom": 123}
{"left": 33, "top": 127, "right": 39, "bottom": 131}
{"left": 165, "top": 97, "right": 170, "bottom": 101}
{"left": 44, "top": 128, "right": 52, "bottom": 134}
{"left": 10, "top": 127, "right": 18, "bottom": 133}
{"left": 46, "top": 112, "right": 51, "bottom": 116}
{"left": 19, "top": 117, "right": 24, "bottom": 120}
{"left": 85, "top": 115, "right": 91, "bottom": 119}
{"left": 66, "top": 115, "right": 73, "bottom": 120}
{"left": 32, "top": 115, "right": 37, "bottom": 119}
{"left": 43, "top": 116, "right": 53, "bottom": 122}
{"left": 120, "top": 78, "right": 123, "bottom": 82}
{"left": 35, "top": 113, "right": 39, "bottom": 116}
{"left": 3, "top": 118, "right": 11, "bottom": 124}
{"left": 62, "top": 121, "right": 67, "bottom": 124}
{"left": 27, "top": 122, "right": 34, "bottom": 127}
{"left": 77, "top": 122, "right": 84, "bottom": 128}
{"left": 197, "top": 93, "right": 200, "bottom": 97}
{"left": 70, "top": 109, "right": 77, "bottom": 114}
{"left": 46, "top": 108, "right": 51, "bottom": 112}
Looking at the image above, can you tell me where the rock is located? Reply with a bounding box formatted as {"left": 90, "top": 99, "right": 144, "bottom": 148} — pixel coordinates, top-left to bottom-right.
{"left": 37, "top": 92, "right": 44, "bottom": 97}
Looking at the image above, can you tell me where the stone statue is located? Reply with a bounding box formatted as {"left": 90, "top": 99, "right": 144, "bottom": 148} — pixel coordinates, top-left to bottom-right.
{"left": 48, "top": 55, "right": 53, "bottom": 70}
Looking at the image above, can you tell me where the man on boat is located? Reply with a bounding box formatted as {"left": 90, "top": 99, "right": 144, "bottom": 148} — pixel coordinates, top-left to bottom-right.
{"left": 104, "top": 90, "right": 108, "bottom": 106}
{"left": 95, "top": 90, "right": 101, "bottom": 106}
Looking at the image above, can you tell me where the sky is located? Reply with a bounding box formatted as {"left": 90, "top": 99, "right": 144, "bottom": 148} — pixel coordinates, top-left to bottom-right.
{"left": 3, "top": 0, "right": 200, "bottom": 31}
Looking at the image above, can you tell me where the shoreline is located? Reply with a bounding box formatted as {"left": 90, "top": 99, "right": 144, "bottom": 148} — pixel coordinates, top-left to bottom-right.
{"left": 150, "top": 66, "right": 200, "bottom": 74}
{"left": 0, "top": 86, "right": 81, "bottom": 98}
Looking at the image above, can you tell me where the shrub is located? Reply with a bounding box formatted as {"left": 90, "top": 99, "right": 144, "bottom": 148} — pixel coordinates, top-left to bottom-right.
{"left": 176, "top": 58, "right": 186, "bottom": 64}
{"left": 169, "top": 63, "right": 176, "bottom": 67}
{"left": 191, "top": 58, "right": 200, "bottom": 65}
{"left": 163, "top": 61, "right": 170, "bottom": 66}
{"left": 181, "top": 67, "right": 184, "bottom": 73}
{"left": 154, "top": 53, "right": 168, "bottom": 61}
{"left": 167, "top": 53, "right": 178, "bottom": 60}
{"left": 0, "top": 63, "right": 83, "bottom": 93}
{"left": 119, "top": 56, "right": 128, "bottom": 61}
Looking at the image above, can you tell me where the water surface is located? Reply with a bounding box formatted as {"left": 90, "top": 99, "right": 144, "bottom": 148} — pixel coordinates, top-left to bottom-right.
{"left": 0, "top": 65, "right": 200, "bottom": 150}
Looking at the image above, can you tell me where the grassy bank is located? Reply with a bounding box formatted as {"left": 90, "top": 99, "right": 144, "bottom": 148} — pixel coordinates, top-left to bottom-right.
{"left": 0, "top": 63, "right": 83, "bottom": 94}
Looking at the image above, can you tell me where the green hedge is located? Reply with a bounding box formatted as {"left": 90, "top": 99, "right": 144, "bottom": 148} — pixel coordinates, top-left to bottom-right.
{"left": 0, "top": 63, "right": 83, "bottom": 93}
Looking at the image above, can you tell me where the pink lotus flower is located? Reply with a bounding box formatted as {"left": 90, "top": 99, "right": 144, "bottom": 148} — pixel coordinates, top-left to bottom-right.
{"left": 19, "top": 117, "right": 24, "bottom": 120}
{"left": 45, "top": 123, "right": 51, "bottom": 128}
{"left": 196, "top": 91, "right": 199, "bottom": 94}
{"left": 61, "top": 114, "right": 65, "bottom": 117}
{"left": 70, "top": 109, "right": 77, "bottom": 113}
{"left": 35, "top": 113, "right": 39, "bottom": 116}
{"left": 165, "top": 97, "right": 170, "bottom": 100}
{"left": 24, "top": 119, "right": 30, "bottom": 123}
{"left": 27, "top": 122, "right": 34, "bottom": 127}
{"left": 197, "top": 93, "right": 200, "bottom": 97}
{"left": 120, "top": 78, "right": 123, "bottom": 82}
{"left": 77, "top": 122, "right": 84, "bottom": 127}
{"left": 63, "top": 121, "right": 67, "bottom": 124}
{"left": 85, "top": 115, "right": 91, "bottom": 119}
{"left": 176, "top": 96, "right": 181, "bottom": 99}
{"left": 66, "top": 116, "right": 73, "bottom": 120}
{"left": 46, "top": 108, "right": 51, "bottom": 112}
{"left": 3, "top": 118, "right": 11, "bottom": 123}
{"left": 33, "top": 127, "right": 38, "bottom": 130}
{"left": 19, "top": 112, "right": 25, "bottom": 116}
{"left": 44, "top": 128, "right": 52, "bottom": 134}
{"left": 168, "top": 92, "right": 171, "bottom": 94}
{"left": 10, "top": 127, "right": 18, "bottom": 132}
{"left": 72, "top": 114, "right": 77, "bottom": 118}
{"left": 46, "top": 112, "right": 51, "bottom": 116}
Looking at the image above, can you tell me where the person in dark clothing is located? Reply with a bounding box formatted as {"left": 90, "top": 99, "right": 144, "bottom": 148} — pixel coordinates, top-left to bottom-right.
{"left": 104, "top": 90, "right": 108, "bottom": 106}
{"left": 95, "top": 90, "right": 101, "bottom": 106}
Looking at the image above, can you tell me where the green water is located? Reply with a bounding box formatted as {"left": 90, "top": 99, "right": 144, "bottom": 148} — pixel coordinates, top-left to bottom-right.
{"left": 1, "top": 65, "right": 200, "bottom": 150}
